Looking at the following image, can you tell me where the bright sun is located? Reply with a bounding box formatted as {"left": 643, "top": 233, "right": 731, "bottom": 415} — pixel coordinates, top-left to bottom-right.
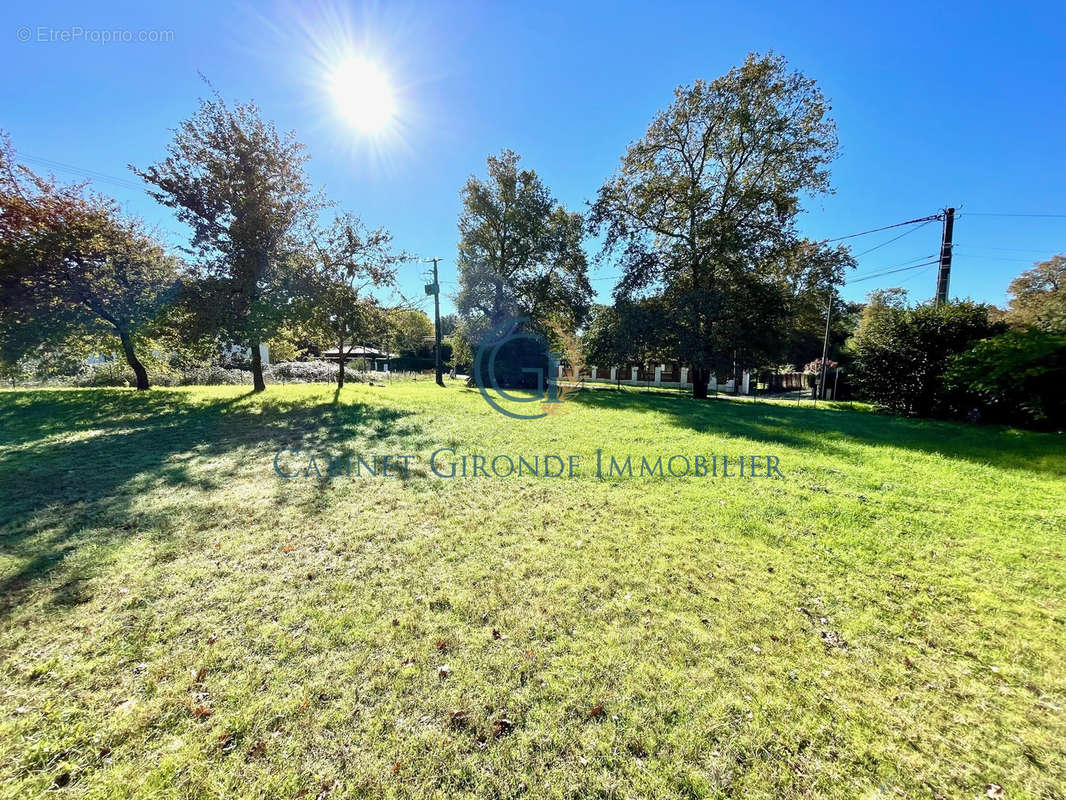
{"left": 329, "top": 57, "right": 396, "bottom": 134}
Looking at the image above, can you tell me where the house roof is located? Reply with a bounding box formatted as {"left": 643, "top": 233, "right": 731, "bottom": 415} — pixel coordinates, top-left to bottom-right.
{"left": 322, "top": 346, "right": 394, "bottom": 358}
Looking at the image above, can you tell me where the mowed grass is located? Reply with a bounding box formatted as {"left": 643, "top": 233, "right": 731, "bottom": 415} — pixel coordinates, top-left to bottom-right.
{"left": 0, "top": 382, "right": 1064, "bottom": 800}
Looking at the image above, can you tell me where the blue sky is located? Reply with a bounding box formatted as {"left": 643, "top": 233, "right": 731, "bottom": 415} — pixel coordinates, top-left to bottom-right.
{"left": 3, "top": 0, "right": 1065, "bottom": 316}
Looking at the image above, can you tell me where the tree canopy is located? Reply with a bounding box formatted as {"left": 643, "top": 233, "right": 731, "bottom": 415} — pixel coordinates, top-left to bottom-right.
{"left": 1004, "top": 255, "right": 1066, "bottom": 332}
{"left": 589, "top": 52, "right": 846, "bottom": 397}
{"left": 295, "top": 213, "right": 402, "bottom": 387}
{"left": 133, "top": 94, "right": 317, "bottom": 391}
{"left": 0, "top": 137, "right": 178, "bottom": 389}
{"left": 456, "top": 149, "right": 592, "bottom": 346}
{"left": 848, "top": 293, "right": 1003, "bottom": 416}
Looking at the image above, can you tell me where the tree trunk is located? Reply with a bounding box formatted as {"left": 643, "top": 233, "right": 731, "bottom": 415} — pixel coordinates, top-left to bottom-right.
{"left": 337, "top": 337, "right": 346, "bottom": 388}
{"left": 250, "top": 340, "right": 266, "bottom": 392}
{"left": 691, "top": 366, "right": 709, "bottom": 400}
{"left": 118, "top": 330, "right": 150, "bottom": 391}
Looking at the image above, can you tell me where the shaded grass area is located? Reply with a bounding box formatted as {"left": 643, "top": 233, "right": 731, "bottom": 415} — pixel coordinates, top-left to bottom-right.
{"left": 0, "top": 383, "right": 1064, "bottom": 799}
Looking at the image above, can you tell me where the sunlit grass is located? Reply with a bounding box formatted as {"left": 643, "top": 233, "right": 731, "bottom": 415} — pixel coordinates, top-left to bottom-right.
{"left": 1, "top": 382, "right": 1063, "bottom": 798}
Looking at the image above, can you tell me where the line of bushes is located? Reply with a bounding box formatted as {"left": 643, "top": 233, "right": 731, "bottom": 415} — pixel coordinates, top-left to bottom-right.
{"left": 14, "top": 361, "right": 364, "bottom": 388}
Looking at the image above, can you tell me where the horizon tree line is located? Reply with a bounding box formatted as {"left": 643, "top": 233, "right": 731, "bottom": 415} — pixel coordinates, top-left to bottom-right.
{"left": 2, "top": 52, "right": 1063, "bottom": 419}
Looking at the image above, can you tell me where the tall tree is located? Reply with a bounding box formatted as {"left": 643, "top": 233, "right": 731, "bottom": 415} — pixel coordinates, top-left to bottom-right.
{"left": 1004, "top": 255, "right": 1066, "bottom": 332}
{"left": 456, "top": 150, "right": 592, "bottom": 346}
{"left": 387, "top": 309, "right": 434, "bottom": 354}
{"left": 0, "top": 137, "right": 178, "bottom": 390}
{"left": 771, "top": 238, "right": 856, "bottom": 368}
{"left": 589, "top": 53, "right": 841, "bottom": 398}
{"left": 134, "top": 95, "right": 317, "bottom": 391}
{"left": 582, "top": 298, "right": 676, "bottom": 379}
{"left": 297, "top": 213, "right": 402, "bottom": 388}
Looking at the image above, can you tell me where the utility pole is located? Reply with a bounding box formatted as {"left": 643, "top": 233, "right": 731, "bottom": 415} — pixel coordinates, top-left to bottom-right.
{"left": 935, "top": 207, "right": 955, "bottom": 305}
{"left": 818, "top": 293, "right": 833, "bottom": 403}
{"left": 423, "top": 258, "right": 445, "bottom": 387}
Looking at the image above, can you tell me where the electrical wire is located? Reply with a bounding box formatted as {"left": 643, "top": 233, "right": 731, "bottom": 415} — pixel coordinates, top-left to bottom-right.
{"left": 19, "top": 154, "right": 147, "bottom": 192}
{"left": 844, "top": 257, "right": 938, "bottom": 285}
{"left": 822, "top": 213, "right": 942, "bottom": 243}
{"left": 961, "top": 212, "right": 1066, "bottom": 218}
{"left": 845, "top": 259, "right": 940, "bottom": 284}
{"left": 896, "top": 264, "right": 936, "bottom": 287}
{"left": 955, "top": 245, "right": 1054, "bottom": 256}
{"left": 852, "top": 219, "right": 936, "bottom": 257}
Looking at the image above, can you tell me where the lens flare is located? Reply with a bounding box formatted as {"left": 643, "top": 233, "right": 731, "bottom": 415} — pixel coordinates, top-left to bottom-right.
{"left": 328, "top": 56, "right": 396, "bottom": 134}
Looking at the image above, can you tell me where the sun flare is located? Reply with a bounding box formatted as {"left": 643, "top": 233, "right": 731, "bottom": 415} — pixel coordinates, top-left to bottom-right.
{"left": 328, "top": 56, "right": 396, "bottom": 134}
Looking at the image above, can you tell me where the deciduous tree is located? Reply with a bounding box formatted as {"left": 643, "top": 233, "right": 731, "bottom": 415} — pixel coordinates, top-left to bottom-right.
{"left": 297, "top": 213, "right": 402, "bottom": 388}
{"left": 1004, "top": 255, "right": 1066, "bottom": 332}
{"left": 0, "top": 137, "right": 178, "bottom": 390}
{"left": 134, "top": 94, "right": 317, "bottom": 391}
{"left": 589, "top": 53, "right": 842, "bottom": 398}
{"left": 456, "top": 150, "right": 592, "bottom": 345}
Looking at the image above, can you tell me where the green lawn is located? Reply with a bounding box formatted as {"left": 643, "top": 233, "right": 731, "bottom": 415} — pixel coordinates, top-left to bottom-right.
{"left": 1, "top": 382, "right": 1064, "bottom": 799}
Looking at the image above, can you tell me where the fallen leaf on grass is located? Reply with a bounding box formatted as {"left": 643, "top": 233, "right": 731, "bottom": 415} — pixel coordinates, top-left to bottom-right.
{"left": 190, "top": 667, "right": 208, "bottom": 684}
{"left": 246, "top": 740, "right": 266, "bottom": 760}
{"left": 985, "top": 784, "right": 1004, "bottom": 798}
{"left": 438, "top": 664, "right": 451, "bottom": 679}
{"left": 493, "top": 717, "right": 514, "bottom": 738}
{"left": 192, "top": 704, "right": 213, "bottom": 719}
{"left": 627, "top": 740, "right": 648, "bottom": 758}
{"left": 587, "top": 704, "right": 605, "bottom": 720}
{"left": 283, "top": 544, "right": 294, "bottom": 553}
{"left": 436, "top": 639, "right": 449, "bottom": 652}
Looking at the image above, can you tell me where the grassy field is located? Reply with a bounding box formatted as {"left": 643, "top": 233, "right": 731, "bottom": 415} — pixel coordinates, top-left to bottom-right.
{"left": 0, "top": 381, "right": 1064, "bottom": 799}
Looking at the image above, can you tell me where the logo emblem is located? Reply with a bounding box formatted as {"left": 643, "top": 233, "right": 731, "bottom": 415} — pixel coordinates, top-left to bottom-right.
{"left": 473, "top": 317, "right": 582, "bottom": 419}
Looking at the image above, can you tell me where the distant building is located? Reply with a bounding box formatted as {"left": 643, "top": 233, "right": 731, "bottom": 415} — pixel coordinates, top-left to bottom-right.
{"left": 321, "top": 345, "right": 394, "bottom": 371}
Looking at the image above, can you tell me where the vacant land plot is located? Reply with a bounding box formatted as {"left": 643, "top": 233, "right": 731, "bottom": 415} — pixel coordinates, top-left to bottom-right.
{"left": 1, "top": 382, "right": 1063, "bottom": 799}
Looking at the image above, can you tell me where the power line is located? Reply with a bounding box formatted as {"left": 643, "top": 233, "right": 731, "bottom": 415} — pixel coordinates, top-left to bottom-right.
{"left": 961, "top": 212, "right": 1066, "bottom": 218}
{"left": 852, "top": 219, "right": 936, "bottom": 257}
{"left": 950, "top": 252, "right": 1040, "bottom": 264}
{"left": 845, "top": 259, "right": 940, "bottom": 285}
{"left": 822, "top": 213, "right": 943, "bottom": 243}
{"left": 19, "top": 154, "right": 147, "bottom": 192}
{"left": 955, "top": 244, "right": 1054, "bottom": 254}
{"left": 850, "top": 253, "right": 938, "bottom": 280}
{"left": 897, "top": 264, "right": 937, "bottom": 287}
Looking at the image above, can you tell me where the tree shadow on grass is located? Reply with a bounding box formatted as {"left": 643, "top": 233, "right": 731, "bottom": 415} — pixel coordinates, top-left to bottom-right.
{"left": 0, "top": 388, "right": 429, "bottom": 618}
{"left": 568, "top": 387, "right": 1066, "bottom": 477}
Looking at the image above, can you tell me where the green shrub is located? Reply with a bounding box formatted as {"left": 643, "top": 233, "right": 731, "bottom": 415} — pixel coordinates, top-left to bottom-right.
{"left": 946, "top": 329, "right": 1066, "bottom": 428}
{"left": 849, "top": 299, "right": 1002, "bottom": 416}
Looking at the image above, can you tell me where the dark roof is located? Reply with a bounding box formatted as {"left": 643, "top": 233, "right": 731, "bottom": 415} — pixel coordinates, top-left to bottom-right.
{"left": 322, "top": 346, "right": 394, "bottom": 358}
